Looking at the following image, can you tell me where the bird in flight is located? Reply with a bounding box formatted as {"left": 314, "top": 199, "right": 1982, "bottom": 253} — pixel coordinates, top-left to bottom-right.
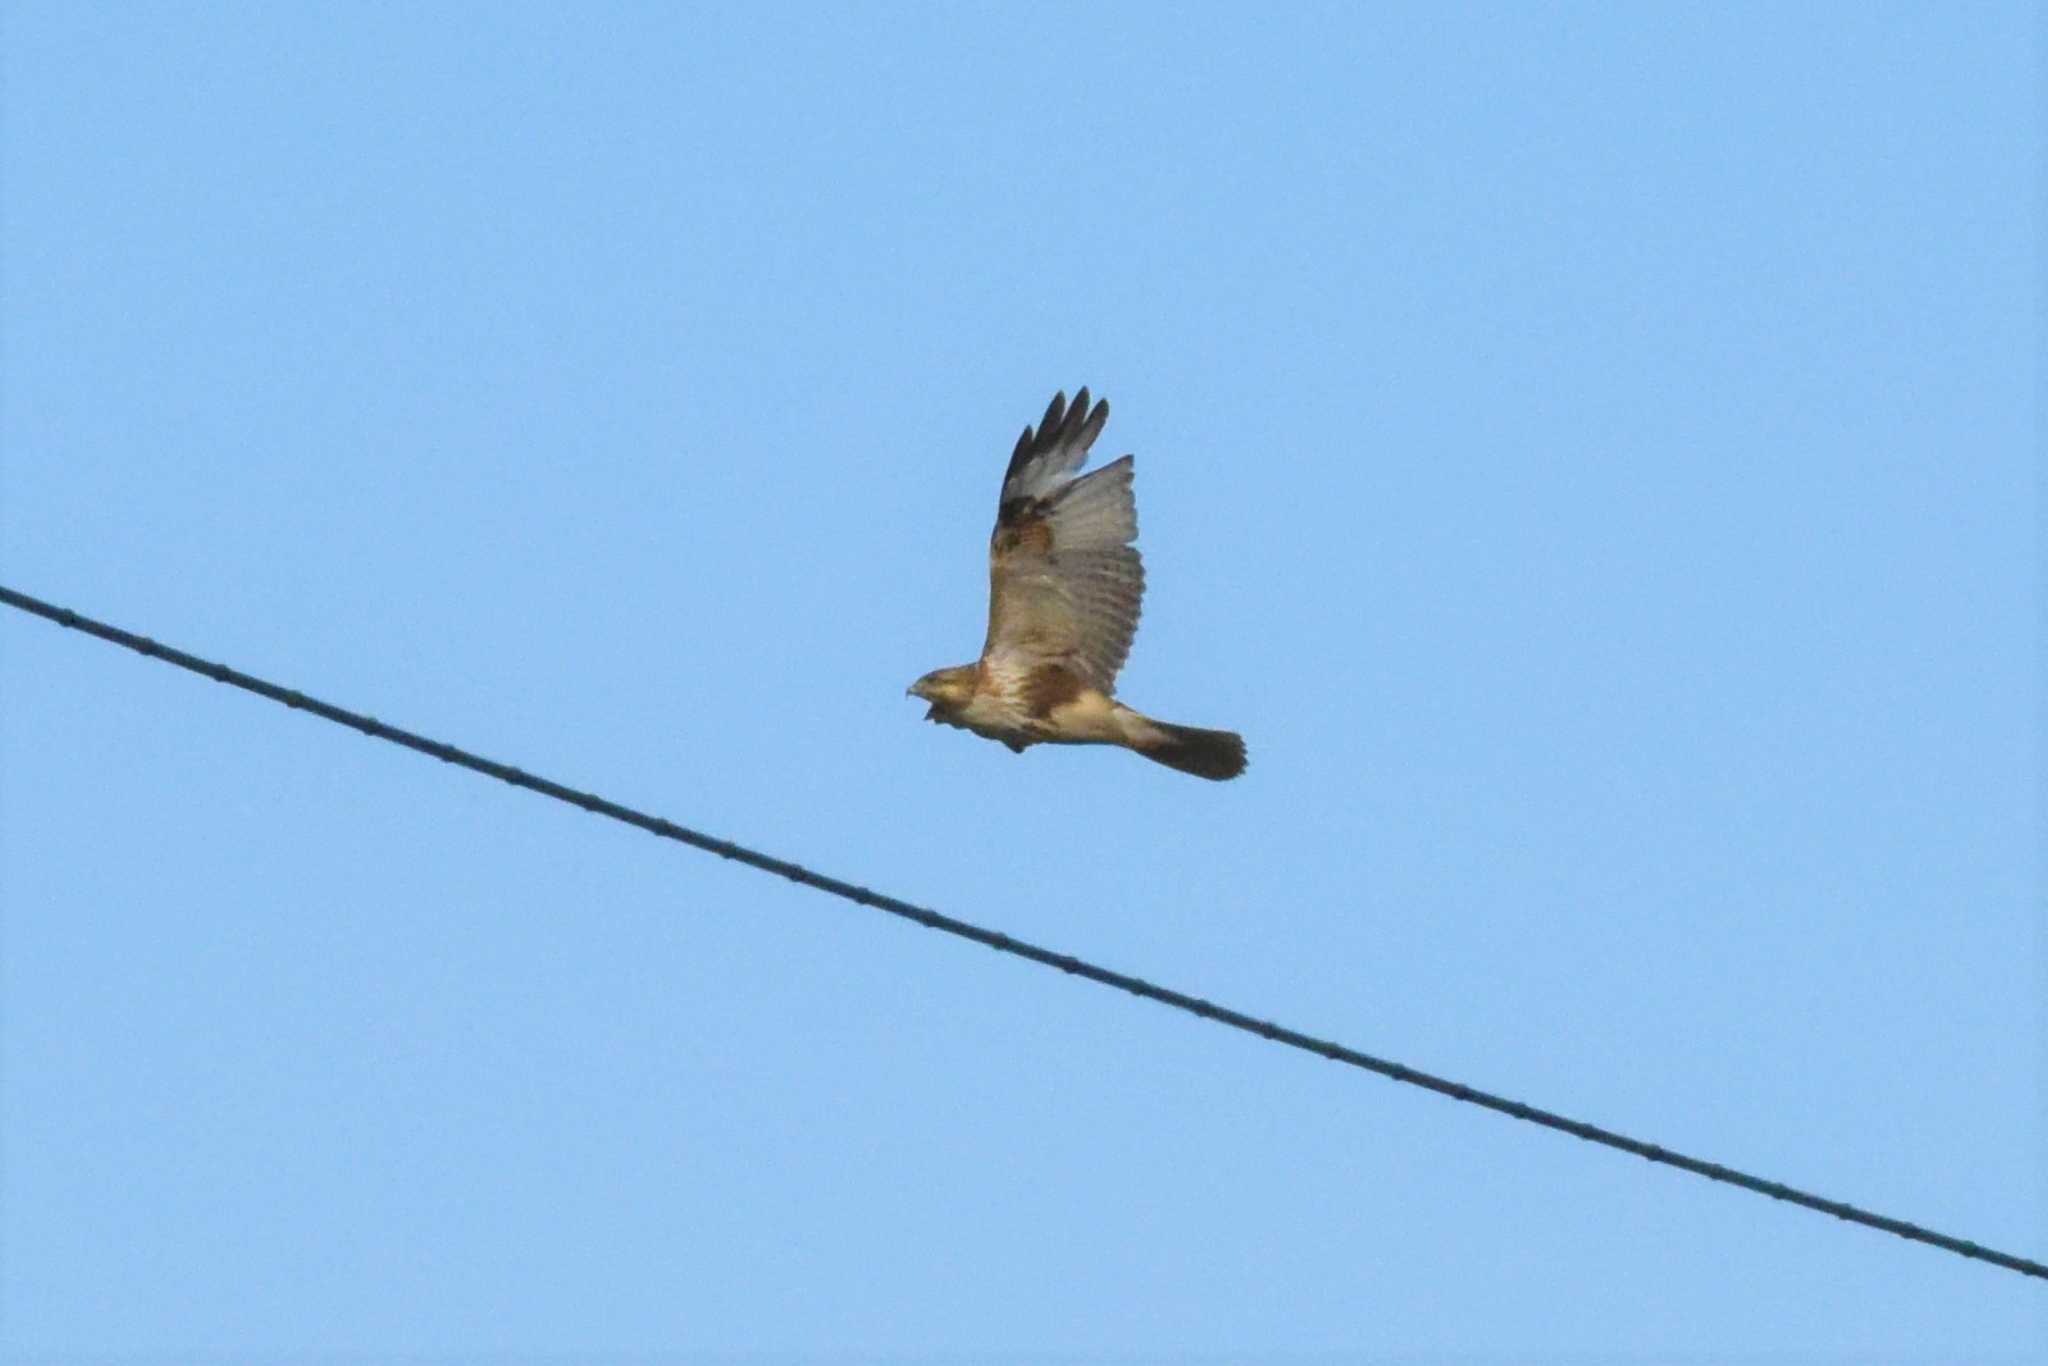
{"left": 908, "top": 389, "right": 1247, "bottom": 781}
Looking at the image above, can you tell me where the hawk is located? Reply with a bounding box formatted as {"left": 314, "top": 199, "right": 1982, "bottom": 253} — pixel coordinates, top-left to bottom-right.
{"left": 908, "top": 388, "right": 1247, "bottom": 781}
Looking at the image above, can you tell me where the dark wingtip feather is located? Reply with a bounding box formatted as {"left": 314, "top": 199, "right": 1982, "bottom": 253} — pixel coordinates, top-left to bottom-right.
{"left": 1077, "top": 392, "right": 1110, "bottom": 451}
{"left": 1002, "top": 386, "right": 1114, "bottom": 489}
{"left": 1040, "top": 390, "right": 1068, "bottom": 436}
{"left": 1061, "top": 387, "right": 1092, "bottom": 446}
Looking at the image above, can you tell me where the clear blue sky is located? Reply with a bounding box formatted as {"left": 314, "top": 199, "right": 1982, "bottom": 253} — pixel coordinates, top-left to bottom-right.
{"left": 2, "top": 3, "right": 2039, "bottom": 1360}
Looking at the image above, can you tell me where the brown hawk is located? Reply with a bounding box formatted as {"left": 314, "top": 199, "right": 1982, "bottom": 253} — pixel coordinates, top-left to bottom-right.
{"left": 908, "top": 388, "right": 1247, "bottom": 780}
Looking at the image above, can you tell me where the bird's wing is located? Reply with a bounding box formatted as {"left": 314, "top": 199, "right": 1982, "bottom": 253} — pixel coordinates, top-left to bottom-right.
{"left": 981, "top": 388, "right": 1145, "bottom": 694}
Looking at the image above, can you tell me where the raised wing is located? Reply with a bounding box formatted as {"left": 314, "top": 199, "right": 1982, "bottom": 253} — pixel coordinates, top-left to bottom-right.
{"left": 981, "top": 388, "right": 1145, "bottom": 693}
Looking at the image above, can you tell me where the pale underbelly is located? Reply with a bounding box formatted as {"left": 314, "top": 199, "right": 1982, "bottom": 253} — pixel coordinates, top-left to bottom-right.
{"left": 945, "top": 690, "right": 1126, "bottom": 747}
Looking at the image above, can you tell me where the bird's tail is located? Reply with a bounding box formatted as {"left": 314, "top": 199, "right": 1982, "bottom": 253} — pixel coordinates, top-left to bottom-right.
{"left": 1119, "top": 710, "right": 1248, "bottom": 781}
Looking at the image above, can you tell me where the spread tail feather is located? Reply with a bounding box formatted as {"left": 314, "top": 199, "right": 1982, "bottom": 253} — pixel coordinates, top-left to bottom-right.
{"left": 1128, "top": 717, "right": 1247, "bottom": 781}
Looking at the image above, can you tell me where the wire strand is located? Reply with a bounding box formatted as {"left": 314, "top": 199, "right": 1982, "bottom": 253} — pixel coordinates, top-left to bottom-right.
{"left": 3, "top": 581, "right": 2041, "bottom": 1283}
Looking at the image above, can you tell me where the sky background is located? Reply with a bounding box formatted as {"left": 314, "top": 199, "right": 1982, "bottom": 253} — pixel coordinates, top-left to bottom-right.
{"left": 1, "top": 3, "right": 2040, "bottom": 1361}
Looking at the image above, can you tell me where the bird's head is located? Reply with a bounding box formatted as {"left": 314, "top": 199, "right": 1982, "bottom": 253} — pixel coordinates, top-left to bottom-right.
{"left": 907, "top": 665, "right": 976, "bottom": 719}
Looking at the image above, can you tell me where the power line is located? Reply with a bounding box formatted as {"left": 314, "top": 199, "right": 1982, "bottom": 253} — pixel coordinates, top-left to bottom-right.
{"left": 3, "top": 581, "right": 2041, "bottom": 1284}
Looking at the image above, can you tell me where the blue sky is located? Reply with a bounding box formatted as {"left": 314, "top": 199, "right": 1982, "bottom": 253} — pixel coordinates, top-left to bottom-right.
{"left": 1, "top": 2, "right": 2039, "bottom": 1360}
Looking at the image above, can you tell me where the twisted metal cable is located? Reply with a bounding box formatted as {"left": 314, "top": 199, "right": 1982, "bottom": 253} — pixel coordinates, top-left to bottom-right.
{"left": 3, "top": 581, "right": 2041, "bottom": 1282}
